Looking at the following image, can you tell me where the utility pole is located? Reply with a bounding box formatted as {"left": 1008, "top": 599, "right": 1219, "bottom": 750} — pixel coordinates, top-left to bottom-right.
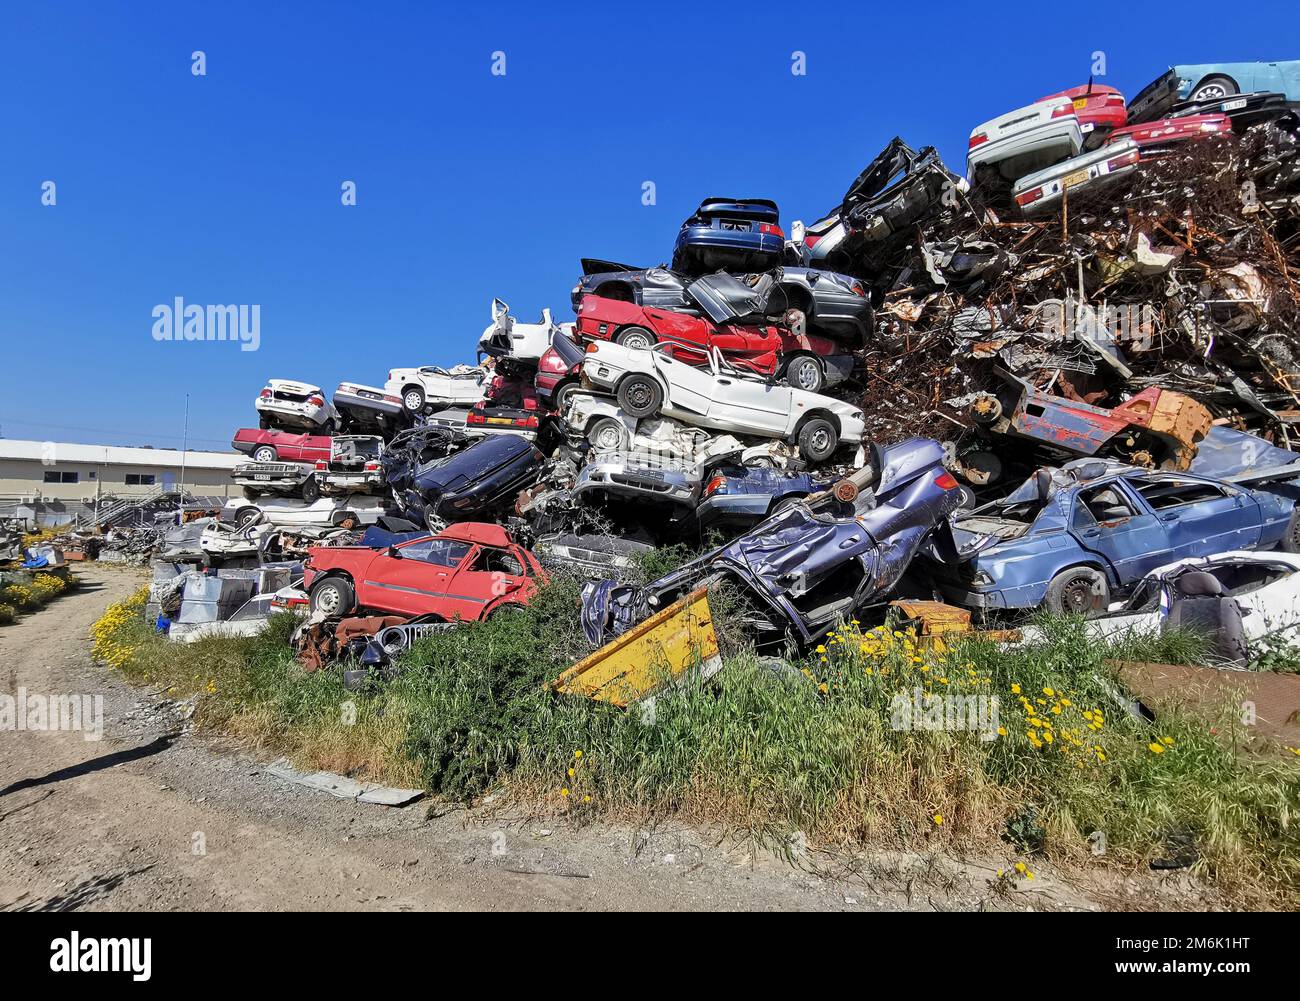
{"left": 178, "top": 394, "right": 190, "bottom": 526}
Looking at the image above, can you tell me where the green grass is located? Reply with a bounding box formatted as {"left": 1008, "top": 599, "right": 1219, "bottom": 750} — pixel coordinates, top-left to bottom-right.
{"left": 94, "top": 579, "right": 1300, "bottom": 908}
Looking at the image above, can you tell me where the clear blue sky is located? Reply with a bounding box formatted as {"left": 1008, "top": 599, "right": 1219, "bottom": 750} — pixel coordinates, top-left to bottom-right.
{"left": 1, "top": 0, "right": 1296, "bottom": 451}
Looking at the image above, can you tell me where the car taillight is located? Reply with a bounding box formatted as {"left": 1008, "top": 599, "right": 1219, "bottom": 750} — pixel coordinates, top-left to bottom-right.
{"left": 935, "top": 471, "right": 959, "bottom": 490}
{"left": 308, "top": 395, "right": 324, "bottom": 407}
{"left": 969, "top": 133, "right": 988, "bottom": 148}
{"left": 1107, "top": 93, "right": 1126, "bottom": 105}
{"left": 383, "top": 394, "right": 401, "bottom": 404}
{"left": 1050, "top": 105, "right": 1074, "bottom": 119}
{"left": 585, "top": 342, "right": 599, "bottom": 353}
{"left": 704, "top": 475, "right": 727, "bottom": 497}
{"left": 804, "top": 234, "right": 821, "bottom": 248}
{"left": 364, "top": 462, "right": 379, "bottom": 471}
{"left": 850, "top": 283, "right": 866, "bottom": 297}
{"left": 1106, "top": 149, "right": 1140, "bottom": 170}
{"left": 314, "top": 460, "right": 327, "bottom": 470}
{"left": 259, "top": 388, "right": 272, "bottom": 399}
{"left": 1200, "top": 121, "right": 1226, "bottom": 132}
{"left": 1014, "top": 186, "right": 1045, "bottom": 206}
{"left": 758, "top": 223, "right": 784, "bottom": 237}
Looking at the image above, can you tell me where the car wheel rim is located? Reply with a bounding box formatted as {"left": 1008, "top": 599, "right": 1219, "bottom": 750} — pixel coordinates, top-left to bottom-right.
{"left": 316, "top": 588, "right": 339, "bottom": 614}
{"left": 628, "top": 385, "right": 653, "bottom": 410}
{"left": 1063, "top": 575, "right": 1099, "bottom": 612}
{"left": 1194, "top": 84, "right": 1227, "bottom": 100}
{"left": 255, "top": 449, "right": 273, "bottom": 462}
{"left": 810, "top": 428, "right": 831, "bottom": 453}
{"left": 404, "top": 392, "right": 422, "bottom": 411}
{"left": 594, "top": 426, "right": 621, "bottom": 451}
{"left": 624, "top": 333, "right": 651, "bottom": 350}
{"left": 794, "top": 362, "right": 818, "bottom": 389}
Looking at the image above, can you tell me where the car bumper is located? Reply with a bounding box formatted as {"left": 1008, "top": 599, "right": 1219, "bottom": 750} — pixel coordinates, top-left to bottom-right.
{"left": 334, "top": 387, "right": 403, "bottom": 419}
{"left": 574, "top": 463, "right": 698, "bottom": 507}
{"left": 320, "top": 472, "right": 385, "bottom": 495}
{"left": 968, "top": 120, "right": 1082, "bottom": 175}
{"left": 695, "top": 494, "right": 772, "bottom": 526}
{"left": 256, "top": 402, "right": 327, "bottom": 428}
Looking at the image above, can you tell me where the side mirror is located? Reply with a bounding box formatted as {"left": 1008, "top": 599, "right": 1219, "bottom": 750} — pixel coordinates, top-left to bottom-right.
{"left": 386, "top": 546, "right": 402, "bottom": 559}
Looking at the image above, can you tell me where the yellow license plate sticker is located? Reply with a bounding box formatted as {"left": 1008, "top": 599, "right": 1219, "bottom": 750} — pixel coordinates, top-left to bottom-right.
{"left": 1062, "top": 168, "right": 1090, "bottom": 189}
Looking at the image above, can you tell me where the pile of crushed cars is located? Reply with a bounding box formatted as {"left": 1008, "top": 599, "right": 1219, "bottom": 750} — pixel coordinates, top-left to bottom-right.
{"left": 144, "top": 59, "right": 1300, "bottom": 689}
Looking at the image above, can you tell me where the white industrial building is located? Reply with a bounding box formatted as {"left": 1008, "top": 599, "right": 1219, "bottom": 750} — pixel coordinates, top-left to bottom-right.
{"left": 0, "top": 439, "right": 242, "bottom": 527}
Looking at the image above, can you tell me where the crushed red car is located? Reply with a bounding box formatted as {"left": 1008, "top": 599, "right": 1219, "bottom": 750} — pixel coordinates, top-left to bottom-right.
{"left": 303, "top": 522, "right": 545, "bottom": 620}
{"left": 1105, "top": 113, "right": 1231, "bottom": 156}
{"left": 1037, "top": 83, "right": 1127, "bottom": 147}
{"left": 231, "top": 427, "right": 333, "bottom": 464}
{"left": 574, "top": 294, "right": 854, "bottom": 392}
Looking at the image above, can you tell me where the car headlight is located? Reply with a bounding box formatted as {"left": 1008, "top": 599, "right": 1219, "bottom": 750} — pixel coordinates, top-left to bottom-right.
{"left": 971, "top": 570, "right": 995, "bottom": 588}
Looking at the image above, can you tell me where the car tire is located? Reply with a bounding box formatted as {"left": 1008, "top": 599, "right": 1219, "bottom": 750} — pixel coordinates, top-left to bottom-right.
{"left": 769, "top": 494, "right": 807, "bottom": 516}
{"left": 553, "top": 380, "right": 580, "bottom": 413}
{"left": 309, "top": 577, "right": 355, "bottom": 618}
{"left": 587, "top": 417, "right": 629, "bottom": 453}
{"left": 252, "top": 445, "right": 277, "bottom": 462}
{"left": 235, "top": 506, "right": 262, "bottom": 527}
{"left": 1190, "top": 75, "right": 1238, "bottom": 102}
{"left": 241, "top": 486, "right": 259, "bottom": 501}
{"left": 424, "top": 509, "right": 448, "bottom": 534}
{"left": 797, "top": 418, "right": 839, "bottom": 463}
{"left": 301, "top": 475, "right": 321, "bottom": 504}
{"left": 1279, "top": 509, "right": 1300, "bottom": 553}
{"left": 401, "top": 386, "right": 426, "bottom": 414}
{"left": 616, "top": 326, "right": 657, "bottom": 351}
{"left": 258, "top": 417, "right": 270, "bottom": 430}
{"left": 486, "top": 602, "right": 526, "bottom": 622}
{"left": 617, "top": 375, "right": 664, "bottom": 419}
{"left": 1044, "top": 566, "right": 1110, "bottom": 617}
{"left": 784, "top": 355, "right": 825, "bottom": 393}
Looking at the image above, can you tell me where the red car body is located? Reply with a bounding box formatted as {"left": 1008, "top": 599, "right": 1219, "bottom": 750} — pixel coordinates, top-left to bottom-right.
{"left": 575, "top": 295, "right": 847, "bottom": 382}
{"left": 1105, "top": 113, "right": 1231, "bottom": 154}
{"left": 1037, "top": 84, "right": 1127, "bottom": 140}
{"left": 303, "top": 522, "right": 545, "bottom": 620}
{"left": 232, "top": 427, "right": 333, "bottom": 463}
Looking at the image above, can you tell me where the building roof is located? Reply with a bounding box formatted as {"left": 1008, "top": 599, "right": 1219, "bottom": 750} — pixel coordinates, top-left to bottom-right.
{"left": 0, "top": 439, "right": 242, "bottom": 470}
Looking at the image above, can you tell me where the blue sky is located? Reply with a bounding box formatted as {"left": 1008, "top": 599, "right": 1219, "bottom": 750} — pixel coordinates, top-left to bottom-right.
{"left": 1, "top": 0, "right": 1296, "bottom": 450}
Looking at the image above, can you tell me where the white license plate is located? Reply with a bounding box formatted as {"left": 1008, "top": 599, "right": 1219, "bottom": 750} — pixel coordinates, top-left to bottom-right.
{"left": 1223, "top": 98, "right": 1246, "bottom": 111}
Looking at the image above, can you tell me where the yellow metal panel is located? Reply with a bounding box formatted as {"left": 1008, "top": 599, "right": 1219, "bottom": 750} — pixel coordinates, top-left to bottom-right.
{"left": 553, "top": 587, "right": 720, "bottom": 707}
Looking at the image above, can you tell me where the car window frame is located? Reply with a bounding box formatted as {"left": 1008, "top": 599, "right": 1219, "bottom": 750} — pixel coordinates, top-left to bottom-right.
{"left": 395, "top": 537, "right": 473, "bottom": 568}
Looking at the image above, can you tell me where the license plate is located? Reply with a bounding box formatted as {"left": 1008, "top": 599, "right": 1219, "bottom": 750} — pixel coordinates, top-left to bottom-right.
{"left": 484, "top": 416, "right": 512, "bottom": 424}
{"left": 1073, "top": 98, "right": 1088, "bottom": 110}
{"left": 254, "top": 475, "right": 272, "bottom": 481}
{"left": 1062, "top": 168, "right": 1091, "bottom": 189}
{"left": 1223, "top": 98, "right": 1246, "bottom": 111}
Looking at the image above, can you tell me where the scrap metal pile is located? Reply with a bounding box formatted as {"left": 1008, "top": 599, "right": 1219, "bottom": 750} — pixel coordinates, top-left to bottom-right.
{"left": 135, "top": 60, "right": 1300, "bottom": 691}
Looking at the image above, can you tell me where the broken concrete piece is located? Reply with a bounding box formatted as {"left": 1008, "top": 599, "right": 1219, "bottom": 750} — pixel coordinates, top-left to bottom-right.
{"left": 266, "top": 758, "right": 424, "bottom": 806}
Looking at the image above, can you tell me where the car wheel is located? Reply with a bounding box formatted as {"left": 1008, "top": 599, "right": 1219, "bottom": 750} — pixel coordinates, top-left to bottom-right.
{"left": 424, "top": 509, "right": 448, "bottom": 534}
{"left": 241, "top": 486, "right": 259, "bottom": 501}
{"left": 258, "top": 416, "right": 270, "bottom": 430}
{"left": 309, "top": 577, "right": 355, "bottom": 617}
{"left": 797, "top": 418, "right": 839, "bottom": 463}
{"left": 1279, "top": 509, "right": 1300, "bottom": 553}
{"left": 586, "top": 418, "right": 629, "bottom": 454}
{"left": 252, "top": 445, "right": 277, "bottom": 462}
{"left": 617, "top": 375, "right": 664, "bottom": 419}
{"left": 1190, "top": 75, "right": 1238, "bottom": 102}
{"left": 616, "top": 326, "right": 657, "bottom": 351}
{"left": 553, "top": 380, "right": 580, "bottom": 413}
{"left": 769, "top": 494, "right": 807, "bottom": 516}
{"left": 785, "top": 355, "right": 825, "bottom": 393}
{"left": 235, "top": 506, "right": 262, "bottom": 527}
{"left": 486, "top": 602, "right": 526, "bottom": 622}
{"left": 301, "top": 475, "right": 321, "bottom": 504}
{"left": 1044, "top": 566, "right": 1110, "bottom": 617}
{"left": 401, "top": 386, "right": 426, "bottom": 414}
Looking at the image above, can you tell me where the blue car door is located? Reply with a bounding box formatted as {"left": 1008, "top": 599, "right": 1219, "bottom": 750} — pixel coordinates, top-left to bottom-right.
{"left": 1124, "top": 474, "right": 1262, "bottom": 560}
{"left": 1068, "top": 479, "right": 1173, "bottom": 587}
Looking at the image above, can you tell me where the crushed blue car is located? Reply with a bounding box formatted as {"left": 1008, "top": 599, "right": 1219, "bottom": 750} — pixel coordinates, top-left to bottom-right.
{"left": 695, "top": 467, "right": 819, "bottom": 531}
{"left": 1128, "top": 61, "right": 1300, "bottom": 123}
{"left": 671, "top": 198, "right": 784, "bottom": 276}
{"left": 929, "top": 459, "right": 1300, "bottom": 616}
{"left": 582, "top": 437, "right": 970, "bottom": 649}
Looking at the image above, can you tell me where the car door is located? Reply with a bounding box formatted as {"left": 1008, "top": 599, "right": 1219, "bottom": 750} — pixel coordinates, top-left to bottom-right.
{"left": 443, "top": 544, "right": 530, "bottom": 621}
{"left": 1068, "top": 479, "right": 1173, "bottom": 587}
{"left": 707, "top": 350, "right": 792, "bottom": 434}
{"left": 652, "top": 343, "right": 714, "bottom": 418}
{"left": 1125, "top": 474, "right": 1261, "bottom": 560}
{"left": 357, "top": 537, "right": 473, "bottom": 617}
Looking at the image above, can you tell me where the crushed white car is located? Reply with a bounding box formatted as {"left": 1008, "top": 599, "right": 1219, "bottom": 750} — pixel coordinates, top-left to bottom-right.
{"left": 579, "top": 341, "right": 865, "bottom": 463}
{"left": 478, "top": 298, "right": 574, "bottom": 365}
{"left": 968, "top": 96, "right": 1083, "bottom": 183}
{"left": 383, "top": 363, "right": 487, "bottom": 415}
{"left": 1013, "top": 138, "right": 1141, "bottom": 215}
{"left": 223, "top": 494, "right": 389, "bottom": 530}
{"left": 255, "top": 379, "right": 338, "bottom": 431}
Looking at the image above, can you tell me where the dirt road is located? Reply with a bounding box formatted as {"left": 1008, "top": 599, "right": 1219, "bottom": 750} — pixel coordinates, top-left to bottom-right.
{"left": 0, "top": 568, "right": 1185, "bottom": 912}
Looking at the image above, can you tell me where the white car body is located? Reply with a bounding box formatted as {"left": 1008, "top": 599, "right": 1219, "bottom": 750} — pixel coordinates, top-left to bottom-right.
{"left": 222, "top": 495, "right": 388, "bottom": 529}
{"left": 968, "top": 96, "right": 1083, "bottom": 181}
{"left": 1018, "top": 551, "right": 1300, "bottom": 648}
{"left": 478, "top": 298, "right": 573, "bottom": 364}
{"left": 563, "top": 391, "right": 799, "bottom": 469}
{"left": 383, "top": 363, "right": 488, "bottom": 413}
{"left": 1012, "top": 139, "right": 1141, "bottom": 215}
{"left": 255, "top": 379, "right": 337, "bottom": 431}
{"left": 580, "top": 341, "right": 865, "bottom": 449}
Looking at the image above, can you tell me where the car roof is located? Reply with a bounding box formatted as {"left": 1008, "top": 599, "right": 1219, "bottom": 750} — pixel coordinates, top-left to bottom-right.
{"left": 437, "top": 521, "right": 514, "bottom": 548}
